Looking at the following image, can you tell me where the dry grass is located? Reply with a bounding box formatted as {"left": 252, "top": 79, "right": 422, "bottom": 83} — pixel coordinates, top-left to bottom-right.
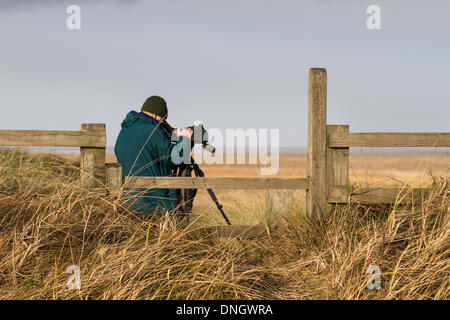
{"left": 0, "top": 149, "right": 448, "bottom": 299}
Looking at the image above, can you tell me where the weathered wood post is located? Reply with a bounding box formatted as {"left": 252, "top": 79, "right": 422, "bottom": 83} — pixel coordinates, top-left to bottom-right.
{"left": 306, "top": 68, "right": 328, "bottom": 218}
{"left": 265, "top": 189, "right": 294, "bottom": 222}
{"left": 80, "top": 123, "right": 106, "bottom": 190}
{"left": 326, "top": 125, "right": 350, "bottom": 208}
{"left": 106, "top": 163, "right": 123, "bottom": 194}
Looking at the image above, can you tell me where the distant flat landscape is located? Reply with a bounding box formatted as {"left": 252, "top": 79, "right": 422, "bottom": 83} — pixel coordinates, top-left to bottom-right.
{"left": 56, "top": 153, "right": 449, "bottom": 187}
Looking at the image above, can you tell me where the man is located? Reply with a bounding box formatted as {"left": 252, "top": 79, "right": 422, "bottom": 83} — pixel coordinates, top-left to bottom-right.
{"left": 114, "top": 95, "right": 192, "bottom": 214}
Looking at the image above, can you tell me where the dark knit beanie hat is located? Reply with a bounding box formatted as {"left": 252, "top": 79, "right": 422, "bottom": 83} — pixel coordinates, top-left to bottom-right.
{"left": 141, "top": 96, "right": 168, "bottom": 119}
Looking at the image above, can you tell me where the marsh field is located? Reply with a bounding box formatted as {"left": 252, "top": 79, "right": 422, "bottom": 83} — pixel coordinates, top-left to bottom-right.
{"left": 0, "top": 150, "right": 448, "bottom": 299}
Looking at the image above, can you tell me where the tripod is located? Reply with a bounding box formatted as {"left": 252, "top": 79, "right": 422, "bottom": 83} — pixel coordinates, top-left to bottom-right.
{"left": 191, "top": 159, "right": 231, "bottom": 225}
{"left": 177, "top": 157, "right": 231, "bottom": 226}
{"left": 159, "top": 119, "right": 230, "bottom": 225}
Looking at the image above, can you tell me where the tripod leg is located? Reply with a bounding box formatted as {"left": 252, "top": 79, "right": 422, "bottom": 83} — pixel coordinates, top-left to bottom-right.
{"left": 205, "top": 188, "right": 231, "bottom": 225}
{"left": 191, "top": 160, "right": 231, "bottom": 225}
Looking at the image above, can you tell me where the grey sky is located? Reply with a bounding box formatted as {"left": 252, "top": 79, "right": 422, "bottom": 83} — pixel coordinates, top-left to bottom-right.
{"left": 0, "top": 0, "right": 449, "bottom": 150}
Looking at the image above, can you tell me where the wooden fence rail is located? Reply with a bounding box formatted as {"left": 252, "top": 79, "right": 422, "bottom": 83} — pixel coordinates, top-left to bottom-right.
{"left": 1, "top": 67, "right": 449, "bottom": 238}
{"left": 328, "top": 132, "right": 450, "bottom": 148}
{"left": 124, "top": 177, "right": 310, "bottom": 190}
{"left": 0, "top": 129, "right": 105, "bottom": 147}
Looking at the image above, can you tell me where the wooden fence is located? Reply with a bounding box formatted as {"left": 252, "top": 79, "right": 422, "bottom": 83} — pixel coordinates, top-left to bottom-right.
{"left": 0, "top": 123, "right": 107, "bottom": 190}
{"left": 1, "top": 68, "right": 449, "bottom": 238}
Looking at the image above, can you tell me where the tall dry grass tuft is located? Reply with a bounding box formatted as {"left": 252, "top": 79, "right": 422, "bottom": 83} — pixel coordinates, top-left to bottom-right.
{"left": 0, "top": 149, "right": 448, "bottom": 299}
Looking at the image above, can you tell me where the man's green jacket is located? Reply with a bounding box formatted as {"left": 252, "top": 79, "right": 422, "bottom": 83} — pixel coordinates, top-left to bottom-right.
{"left": 114, "top": 111, "right": 189, "bottom": 214}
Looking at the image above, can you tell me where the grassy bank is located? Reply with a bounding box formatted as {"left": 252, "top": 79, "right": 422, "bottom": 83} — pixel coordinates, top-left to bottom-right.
{"left": 0, "top": 149, "right": 448, "bottom": 299}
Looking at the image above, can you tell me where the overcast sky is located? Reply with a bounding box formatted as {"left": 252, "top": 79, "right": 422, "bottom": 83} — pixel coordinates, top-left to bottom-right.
{"left": 0, "top": 0, "right": 449, "bottom": 150}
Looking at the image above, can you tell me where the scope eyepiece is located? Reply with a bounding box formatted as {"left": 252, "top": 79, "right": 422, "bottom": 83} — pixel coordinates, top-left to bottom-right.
{"left": 202, "top": 144, "right": 215, "bottom": 154}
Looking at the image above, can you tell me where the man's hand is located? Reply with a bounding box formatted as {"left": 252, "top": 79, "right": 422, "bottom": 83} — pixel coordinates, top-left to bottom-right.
{"left": 177, "top": 127, "right": 193, "bottom": 139}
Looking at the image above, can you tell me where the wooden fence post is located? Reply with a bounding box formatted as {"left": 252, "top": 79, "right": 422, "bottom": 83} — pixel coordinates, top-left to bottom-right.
{"left": 306, "top": 68, "right": 328, "bottom": 218}
{"left": 326, "top": 125, "right": 350, "bottom": 206}
{"left": 106, "top": 163, "right": 122, "bottom": 194}
{"left": 80, "top": 123, "right": 106, "bottom": 190}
